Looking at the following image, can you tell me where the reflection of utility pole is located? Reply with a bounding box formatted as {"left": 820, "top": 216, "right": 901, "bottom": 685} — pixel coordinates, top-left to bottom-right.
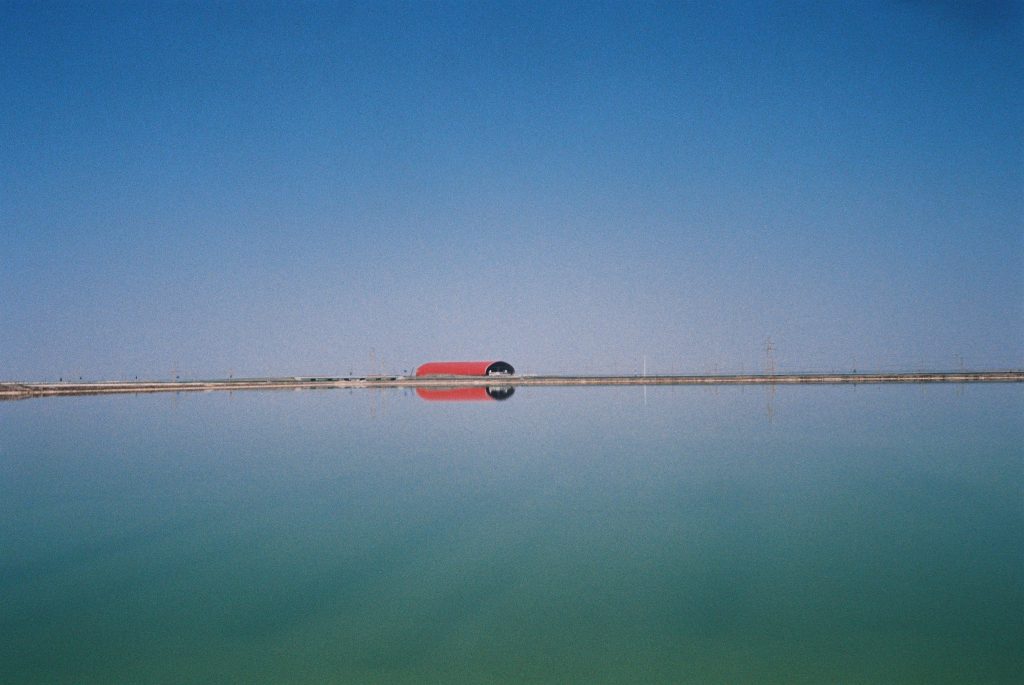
{"left": 642, "top": 355, "right": 647, "bottom": 406}
{"left": 957, "top": 353, "right": 965, "bottom": 397}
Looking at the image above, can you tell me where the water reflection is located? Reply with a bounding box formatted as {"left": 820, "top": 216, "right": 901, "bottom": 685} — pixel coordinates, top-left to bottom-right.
{"left": 1, "top": 385, "right": 1021, "bottom": 683}
{"left": 415, "top": 386, "right": 515, "bottom": 401}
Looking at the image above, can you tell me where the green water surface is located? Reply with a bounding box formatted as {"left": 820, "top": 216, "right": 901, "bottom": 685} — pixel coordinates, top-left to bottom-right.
{"left": 2, "top": 384, "right": 1021, "bottom": 683}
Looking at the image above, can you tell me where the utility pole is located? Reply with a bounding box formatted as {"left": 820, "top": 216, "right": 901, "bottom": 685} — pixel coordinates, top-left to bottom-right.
{"left": 764, "top": 337, "right": 776, "bottom": 423}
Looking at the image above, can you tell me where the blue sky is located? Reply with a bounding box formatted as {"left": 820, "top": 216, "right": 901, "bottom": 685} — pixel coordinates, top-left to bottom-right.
{"left": 2, "top": 1, "right": 1021, "bottom": 379}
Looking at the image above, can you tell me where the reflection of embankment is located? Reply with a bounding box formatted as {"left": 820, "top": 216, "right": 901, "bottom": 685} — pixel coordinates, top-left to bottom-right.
{"left": 415, "top": 386, "right": 515, "bottom": 402}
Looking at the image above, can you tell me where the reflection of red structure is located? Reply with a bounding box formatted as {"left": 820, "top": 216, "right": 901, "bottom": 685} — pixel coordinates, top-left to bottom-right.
{"left": 416, "top": 387, "right": 494, "bottom": 402}
{"left": 415, "top": 361, "right": 514, "bottom": 377}
{"left": 415, "top": 386, "right": 515, "bottom": 402}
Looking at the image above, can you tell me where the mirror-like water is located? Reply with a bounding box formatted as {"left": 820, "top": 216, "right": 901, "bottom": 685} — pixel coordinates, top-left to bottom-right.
{"left": 2, "top": 385, "right": 1021, "bottom": 683}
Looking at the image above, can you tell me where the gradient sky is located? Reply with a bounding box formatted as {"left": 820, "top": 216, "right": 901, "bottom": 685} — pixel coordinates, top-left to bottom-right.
{"left": 2, "top": 1, "right": 1021, "bottom": 380}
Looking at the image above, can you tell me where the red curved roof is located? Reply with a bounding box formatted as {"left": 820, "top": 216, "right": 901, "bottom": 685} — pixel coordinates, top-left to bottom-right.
{"left": 415, "top": 361, "right": 506, "bottom": 377}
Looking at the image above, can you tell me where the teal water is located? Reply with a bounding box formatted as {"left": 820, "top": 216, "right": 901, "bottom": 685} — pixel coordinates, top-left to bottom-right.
{"left": 2, "top": 385, "right": 1021, "bottom": 683}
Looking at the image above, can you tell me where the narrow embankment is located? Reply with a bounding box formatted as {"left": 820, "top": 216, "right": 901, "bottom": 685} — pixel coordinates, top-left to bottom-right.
{"left": 1, "top": 371, "right": 1021, "bottom": 400}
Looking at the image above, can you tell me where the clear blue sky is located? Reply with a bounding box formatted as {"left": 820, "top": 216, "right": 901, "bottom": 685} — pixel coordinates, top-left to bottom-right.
{"left": 2, "top": 1, "right": 1021, "bottom": 379}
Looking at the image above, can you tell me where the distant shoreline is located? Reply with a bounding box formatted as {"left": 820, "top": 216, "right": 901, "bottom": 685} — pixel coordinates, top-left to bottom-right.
{"left": 1, "top": 371, "right": 1022, "bottom": 400}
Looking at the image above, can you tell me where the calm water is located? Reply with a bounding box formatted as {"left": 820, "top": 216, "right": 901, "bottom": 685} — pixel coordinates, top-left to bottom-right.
{"left": 2, "top": 384, "right": 1021, "bottom": 683}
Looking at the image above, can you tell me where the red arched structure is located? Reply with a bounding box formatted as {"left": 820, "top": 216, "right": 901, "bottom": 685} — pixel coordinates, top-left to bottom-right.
{"left": 414, "top": 361, "right": 514, "bottom": 377}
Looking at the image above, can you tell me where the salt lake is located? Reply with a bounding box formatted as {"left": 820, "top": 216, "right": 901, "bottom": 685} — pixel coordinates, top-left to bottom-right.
{"left": 2, "top": 383, "right": 1021, "bottom": 683}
